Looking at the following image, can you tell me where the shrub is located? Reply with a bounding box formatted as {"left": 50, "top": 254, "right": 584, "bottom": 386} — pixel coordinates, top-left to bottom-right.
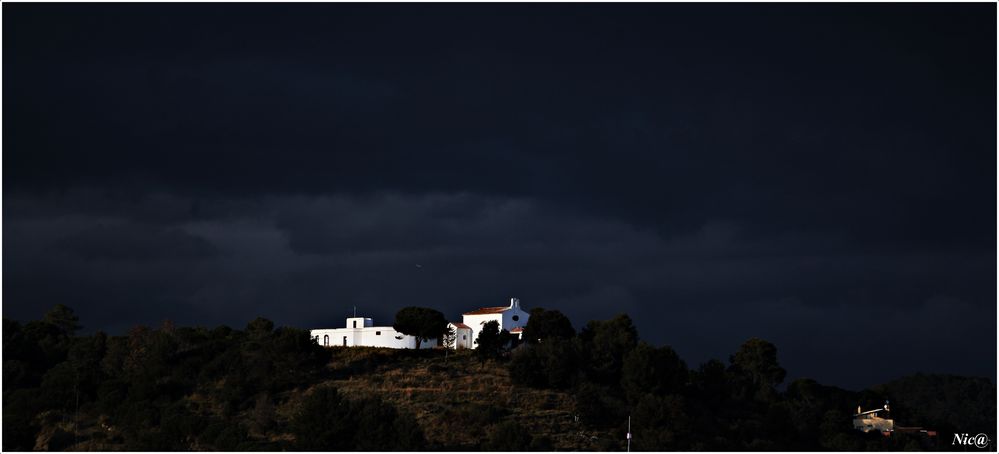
{"left": 2, "top": 388, "right": 43, "bottom": 451}
{"left": 292, "top": 386, "right": 427, "bottom": 450}
{"left": 482, "top": 420, "right": 533, "bottom": 451}
{"left": 292, "top": 387, "right": 351, "bottom": 450}
{"left": 47, "top": 428, "right": 77, "bottom": 451}
{"left": 529, "top": 434, "right": 554, "bottom": 451}
{"left": 509, "top": 347, "right": 545, "bottom": 388}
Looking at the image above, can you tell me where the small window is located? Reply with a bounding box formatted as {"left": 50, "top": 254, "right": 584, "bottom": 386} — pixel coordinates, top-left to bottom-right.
{"left": 376, "top": 331, "right": 381, "bottom": 335}
{"left": 512, "top": 315, "right": 520, "bottom": 321}
{"left": 462, "top": 335, "right": 467, "bottom": 340}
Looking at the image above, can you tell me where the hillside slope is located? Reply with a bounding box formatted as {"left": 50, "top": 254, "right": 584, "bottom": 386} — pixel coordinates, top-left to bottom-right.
{"left": 305, "top": 347, "right": 622, "bottom": 450}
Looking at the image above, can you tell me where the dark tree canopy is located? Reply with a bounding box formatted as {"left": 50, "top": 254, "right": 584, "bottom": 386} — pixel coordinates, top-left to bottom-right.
{"left": 43, "top": 304, "right": 81, "bottom": 337}
{"left": 292, "top": 386, "right": 351, "bottom": 450}
{"left": 246, "top": 317, "right": 275, "bottom": 335}
{"left": 508, "top": 346, "right": 545, "bottom": 388}
{"left": 579, "top": 314, "right": 639, "bottom": 384}
{"left": 689, "top": 358, "right": 728, "bottom": 400}
{"left": 474, "top": 321, "right": 512, "bottom": 365}
{"left": 509, "top": 337, "right": 581, "bottom": 389}
{"left": 3, "top": 307, "right": 339, "bottom": 451}
{"left": 621, "top": 342, "right": 688, "bottom": 402}
{"left": 521, "top": 307, "right": 575, "bottom": 343}
{"left": 729, "top": 337, "right": 787, "bottom": 401}
{"left": 3, "top": 304, "right": 994, "bottom": 452}
{"left": 392, "top": 307, "right": 447, "bottom": 349}
{"left": 348, "top": 397, "right": 426, "bottom": 450}
{"left": 631, "top": 394, "right": 690, "bottom": 451}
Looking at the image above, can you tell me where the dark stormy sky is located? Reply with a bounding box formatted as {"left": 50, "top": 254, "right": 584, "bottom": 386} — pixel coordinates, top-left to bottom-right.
{"left": 4, "top": 3, "right": 995, "bottom": 389}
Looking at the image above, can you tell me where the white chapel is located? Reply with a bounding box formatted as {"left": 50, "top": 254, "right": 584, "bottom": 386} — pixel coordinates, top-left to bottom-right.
{"left": 449, "top": 298, "right": 529, "bottom": 349}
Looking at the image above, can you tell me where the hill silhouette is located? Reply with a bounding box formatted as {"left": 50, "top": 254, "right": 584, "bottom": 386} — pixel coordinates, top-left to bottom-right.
{"left": 2, "top": 305, "right": 994, "bottom": 451}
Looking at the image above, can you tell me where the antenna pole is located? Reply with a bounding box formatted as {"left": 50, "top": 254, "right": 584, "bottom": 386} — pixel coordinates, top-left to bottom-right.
{"left": 627, "top": 415, "right": 631, "bottom": 452}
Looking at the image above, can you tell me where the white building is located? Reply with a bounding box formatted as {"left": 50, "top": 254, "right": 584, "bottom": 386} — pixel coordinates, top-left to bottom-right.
{"left": 853, "top": 404, "right": 895, "bottom": 433}
{"left": 455, "top": 298, "right": 530, "bottom": 349}
{"left": 310, "top": 297, "right": 530, "bottom": 350}
{"left": 310, "top": 317, "right": 438, "bottom": 349}
{"left": 447, "top": 322, "right": 474, "bottom": 349}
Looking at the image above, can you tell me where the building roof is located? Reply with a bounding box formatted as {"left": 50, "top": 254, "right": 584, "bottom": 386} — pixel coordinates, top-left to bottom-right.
{"left": 509, "top": 327, "right": 524, "bottom": 333}
{"left": 462, "top": 306, "right": 510, "bottom": 315}
{"left": 450, "top": 322, "right": 471, "bottom": 330}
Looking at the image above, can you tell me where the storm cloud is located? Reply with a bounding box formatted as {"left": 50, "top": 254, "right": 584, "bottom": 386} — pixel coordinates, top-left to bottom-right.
{"left": 5, "top": 189, "right": 994, "bottom": 388}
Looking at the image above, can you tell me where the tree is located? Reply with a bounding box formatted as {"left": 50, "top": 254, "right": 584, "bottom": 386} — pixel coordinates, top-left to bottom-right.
{"left": 392, "top": 307, "right": 447, "bottom": 349}
{"left": 292, "top": 387, "right": 351, "bottom": 450}
{"left": 292, "top": 387, "right": 425, "bottom": 451}
{"left": 510, "top": 336, "right": 581, "bottom": 389}
{"left": 442, "top": 325, "right": 456, "bottom": 350}
{"left": 24, "top": 307, "right": 79, "bottom": 368}
{"left": 509, "top": 346, "right": 545, "bottom": 388}
{"left": 2, "top": 388, "right": 44, "bottom": 451}
{"left": 690, "top": 359, "right": 728, "bottom": 398}
{"left": 245, "top": 317, "right": 274, "bottom": 336}
{"left": 579, "top": 314, "right": 639, "bottom": 384}
{"left": 251, "top": 394, "right": 276, "bottom": 433}
{"left": 538, "top": 337, "right": 581, "bottom": 389}
{"left": 574, "top": 382, "right": 629, "bottom": 429}
{"left": 521, "top": 308, "right": 575, "bottom": 343}
{"left": 41, "top": 333, "right": 108, "bottom": 411}
{"left": 622, "top": 342, "right": 688, "bottom": 402}
{"left": 729, "top": 338, "right": 786, "bottom": 401}
{"left": 631, "top": 394, "right": 691, "bottom": 451}
{"left": 3, "top": 318, "right": 46, "bottom": 390}
{"left": 474, "top": 321, "right": 511, "bottom": 366}
{"left": 348, "top": 397, "right": 425, "bottom": 450}
{"left": 264, "top": 327, "right": 332, "bottom": 391}
{"left": 43, "top": 304, "right": 81, "bottom": 337}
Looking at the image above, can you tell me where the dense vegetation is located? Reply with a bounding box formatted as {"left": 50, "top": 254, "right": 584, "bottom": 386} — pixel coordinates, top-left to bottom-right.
{"left": 3, "top": 306, "right": 419, "bottom": 451}
{"left": 507, "top": 309, "right": 996, "bottom": 451}
{"left": 2, "top": 305, "right": 995, "bottom": 451}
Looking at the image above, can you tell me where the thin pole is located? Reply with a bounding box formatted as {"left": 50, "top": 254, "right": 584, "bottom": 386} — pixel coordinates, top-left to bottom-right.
{"left": 75, "top": 368, "right": 80, "bottom": 447}
{"left": 627, "top": 415, "right": 631, "bottom": 452}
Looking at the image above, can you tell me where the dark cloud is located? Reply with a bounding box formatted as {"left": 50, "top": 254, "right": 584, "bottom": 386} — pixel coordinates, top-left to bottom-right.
{"left": 3, "top": 3, "right": 995, "bottom": 389}
{"left": 4, "top": 191, "right": 994, "bottom": 388}
{"left": 56, "top": 222, "right": 218, "bottom": 261}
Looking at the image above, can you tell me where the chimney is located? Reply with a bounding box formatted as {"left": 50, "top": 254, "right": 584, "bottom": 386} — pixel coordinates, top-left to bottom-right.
{"left": 510, "top": 298, "right": 520, "bottom": 308}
